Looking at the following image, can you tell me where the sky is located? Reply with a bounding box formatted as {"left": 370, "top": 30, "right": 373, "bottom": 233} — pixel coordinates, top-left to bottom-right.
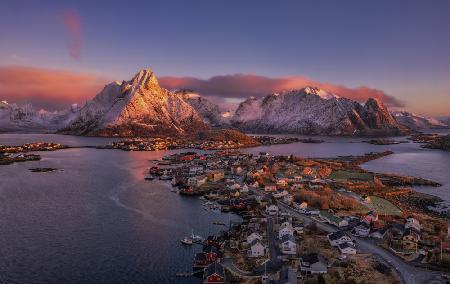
{"left": 0, "top": 0, "right": 449, "bottom": 115}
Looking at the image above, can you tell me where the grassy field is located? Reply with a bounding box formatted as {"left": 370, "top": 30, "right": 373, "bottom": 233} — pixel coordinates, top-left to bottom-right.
{"left": 368, "top": 196, "right": 402, "bottom": 216}
{"left": 330, "top": 170, "right": 373, "bottom": 182}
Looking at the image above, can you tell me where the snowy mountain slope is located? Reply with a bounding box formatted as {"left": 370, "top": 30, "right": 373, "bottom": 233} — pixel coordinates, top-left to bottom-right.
{"left": 392, "top": 111, "right": 449, "bottom": 130}
{"left": 231, "top": 87, "right": 408, "bottom": 136}
{"left": 175, "top": 89, "right": 224, "bottom": 126}
{"left": 61, "top": 69, "right": 206, "bottom": 137}
{"left": 0, "top": 101, "right": 79, "bottom": 133}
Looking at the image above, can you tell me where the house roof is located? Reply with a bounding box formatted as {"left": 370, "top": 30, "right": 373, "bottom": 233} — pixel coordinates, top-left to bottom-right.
{"left": 281, "top": 234, "right": 296, "bottom": 243}
{"left": 195, "top": 252, "right": 206, "bottom": 262}
{"left": 328, "top": 231, "right": 349, "bottom": 241}
{"left": 204, "top": 262, "right": 225, "bottom": 278}
{"left": 301, "top": 253, "right": 326, "bottom": 266}
{"left": 338, "top": 242, "right": 356, "bottom": 250}
{"left": 320, "top": 210, "right": 344, "bottom": 223}
{"left": 250, "top": 239, "right": 264, "bottom": 248}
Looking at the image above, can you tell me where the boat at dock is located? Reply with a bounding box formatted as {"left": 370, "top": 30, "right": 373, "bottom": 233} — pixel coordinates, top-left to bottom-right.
{"left": 181, "top": 237, "right": 193, "bottom": 245}
{"left": 144, "top": 175, "right": 155, "bottom": 180}
{"left": 190, "top": 230, "right": 203, "bottom": 243}
{"left": 159, "top": 175, "right": 172, "bottom": 180}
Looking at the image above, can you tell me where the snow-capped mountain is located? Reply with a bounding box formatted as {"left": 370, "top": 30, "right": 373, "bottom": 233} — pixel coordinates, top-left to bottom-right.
{"left": 175, "top": 89, "right": 224, "bottom": 127}
{"left": 392, "top": 111, "right": 449, "bottom": 130}
{"left": 231, "top": 87, "right": 408, "bottom": 136}
{"left": 61, "top": 69, "right": 206, "bottom": 137}
{"left": 0, "top": 101, "right": 79, "bottom": 132}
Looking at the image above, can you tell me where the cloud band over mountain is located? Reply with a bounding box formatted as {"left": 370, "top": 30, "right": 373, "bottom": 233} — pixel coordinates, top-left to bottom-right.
{"left": 0, "top": 66, "right": 403, "bottom": 111}
{"left": 159, "top": 74, "right": 404, "bottom": 108}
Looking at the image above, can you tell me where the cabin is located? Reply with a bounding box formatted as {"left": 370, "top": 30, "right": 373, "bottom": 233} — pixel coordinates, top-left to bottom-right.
{"left": 194, "top": 252, "right": 208, "bottom": 269}
{"left": 203, "top": 245, "right": 220, "bottom": 263}
{"left": 280, "top": 234, "right": 297, "bottom": 255}
{"left": 338, "top": 242, "right": 357, "bottom": 254}
{"left": 203, "top": 262, "right": 225, "bottom": 284}
{"left": 327, "top": 231, "right": 352, "bottom": 247}
{"left": 248, "top": 239, "right": 265, "bottom": 258}
{"left": 300, "top": 253, "right": 328, "bottom": 275}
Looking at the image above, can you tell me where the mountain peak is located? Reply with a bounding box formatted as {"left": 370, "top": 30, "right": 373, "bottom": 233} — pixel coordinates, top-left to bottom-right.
{"left": 130, "top": 68, "right": 160, "bottom": 90}
{"left": 302, "top": 86, "right": 339, "bottom": 100}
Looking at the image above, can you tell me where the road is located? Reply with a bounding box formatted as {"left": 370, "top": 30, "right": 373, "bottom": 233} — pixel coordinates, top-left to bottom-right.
{"left": 276, "top": 201, "right": 443, "bottom": 284}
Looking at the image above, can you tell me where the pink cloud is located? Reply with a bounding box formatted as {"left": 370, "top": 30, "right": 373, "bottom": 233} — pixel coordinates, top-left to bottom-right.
{"left": 0, "top": 66, "right": 108, "bottom": 110}
{"left": 159, "top": 74, "right": 404, "bottom": 107}
{"left": 62, "top": 10, "right": 83, "bottom": 59}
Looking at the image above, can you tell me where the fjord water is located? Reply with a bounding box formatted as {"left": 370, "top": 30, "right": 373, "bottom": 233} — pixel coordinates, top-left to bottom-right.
{"left": 0, "top": 135, "right": 240, "bottom": 284}
{"left": 1, "top": 134, "right": 450, "bottom": 284}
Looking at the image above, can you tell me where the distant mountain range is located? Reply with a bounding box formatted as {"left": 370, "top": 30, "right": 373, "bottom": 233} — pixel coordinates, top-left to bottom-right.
{"left": 231, "top": 87, "right": 409, "bottom": 136}
{"left": 1, "top": 69, "right": 448, "bottom": 136}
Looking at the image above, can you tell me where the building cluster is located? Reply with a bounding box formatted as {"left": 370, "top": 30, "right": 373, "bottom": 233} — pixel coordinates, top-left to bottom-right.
{"left": 102, "top": 137, "right": 252, "bottom": 151}
{"left": 148, "top": 150, "right": 444, "bottom": 283}
{"left": 0, "top": 142, "right": 65, "bottom": 153}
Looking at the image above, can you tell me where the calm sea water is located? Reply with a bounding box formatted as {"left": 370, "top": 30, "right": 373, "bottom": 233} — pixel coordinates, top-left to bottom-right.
{"left": 0, "top": 135, "right": 240, "bottom": 284}
{"left": 0, "top": 133, "right": 449, "bottom": 283}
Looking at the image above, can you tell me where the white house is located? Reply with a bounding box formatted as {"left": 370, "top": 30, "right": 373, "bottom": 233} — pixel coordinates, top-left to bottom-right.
{"left": 279, "top": 222, "right": 294, "bottom": 239}
{"left": 338, "top": 242, "right": 357, "bottom": 254}
{"left": 189, "top": 165, "right": 204, "bottom": 174}
{"left": 300, "top": 253, "right": 328, "bottom": 275}
{"left": 187, "top": 175, "right": 207, "bottom": 187}
{"left": 405, "top": 217, "right": 421, "bottom": 232}
{"left": 352, "top": 222, "right": 371, "bottom": 237}
{"left": 369, "top": 228, "right": 387, "bottom": 239}
{"left": 280, "top": 234, "right": 297, "bottom": 255}
{"left": 241, "top": 184, "right": 249, "bottom": 193}
{"left": 248, "top": 239, "right": 265, "bottom": 258}
{"left": 327, "top": 231, "right": 352, "bottom": 247}
{"left": 246, "top": 232, "right": 263, "bottom": 245}
{"left": 273, "top": 190, "right": 288, "bottom": 199}
{"left": 266, "top": 204, "right": 279, "bottom": 216}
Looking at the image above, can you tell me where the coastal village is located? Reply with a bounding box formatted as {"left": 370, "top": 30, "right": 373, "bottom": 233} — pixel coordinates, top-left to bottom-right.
{"left": 146, "top": 149, "right": 450, "bottom": 284}
{"left": 2, "top": 137, "right": 450, "bottom": 283}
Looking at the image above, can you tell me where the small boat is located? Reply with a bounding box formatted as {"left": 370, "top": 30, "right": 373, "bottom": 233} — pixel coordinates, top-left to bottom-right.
{"left": 159, "top": 175, "right": 172, "bottom": 180}
{"left": 144, "top": 175, "right": 155, "bottom": 180}
{"left": 212, "top": 221, "right": 226, "bottom": 226}
{"left": 181, "top": 237, "right": 193, "bottom": 245}
{"left": 190, "top": 230, "right": 203, "bottom": 243}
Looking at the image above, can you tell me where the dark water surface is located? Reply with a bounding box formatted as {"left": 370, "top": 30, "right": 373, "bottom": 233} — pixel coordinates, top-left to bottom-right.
{"left": 1, "top": 133, "right": 450, "bottom": 283}
{"left": 0, "top": 138, "right": 240, "bottom": 284}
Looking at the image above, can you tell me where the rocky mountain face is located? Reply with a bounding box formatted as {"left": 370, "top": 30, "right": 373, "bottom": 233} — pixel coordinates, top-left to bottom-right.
{"left": 175, "top": 89, "right": 224, "bottom": 127}
{"left": 392, "top": 111, "right": 449, "bottom": 130}
{"left": 61, "top": 69, "right": 206, "bottom": 137}
{"left": 231, "top": 87, "right": 408, "bottom": 136}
